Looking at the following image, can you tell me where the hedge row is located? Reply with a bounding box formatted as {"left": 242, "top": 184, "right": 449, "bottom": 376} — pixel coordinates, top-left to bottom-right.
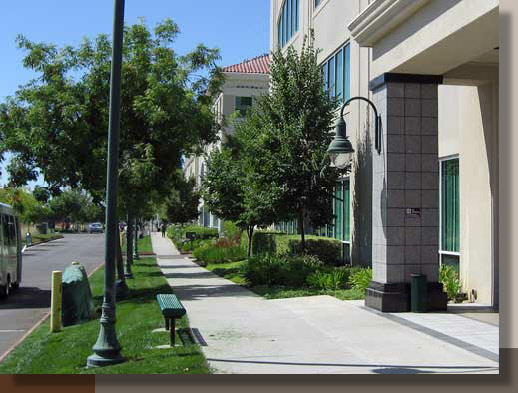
{"left": 245, "top": 231, "right": 343, "bottom": 266}
{"left": 167, "top": 224, "right": 219, "bottom": 253}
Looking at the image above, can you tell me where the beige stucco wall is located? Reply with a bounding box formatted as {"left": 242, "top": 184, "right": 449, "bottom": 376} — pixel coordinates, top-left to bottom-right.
{"left": 367, "top": 0, "right": 498, "bottom": 77}
{"left": 438, "top": 81, "right": 498, "bottom": 305}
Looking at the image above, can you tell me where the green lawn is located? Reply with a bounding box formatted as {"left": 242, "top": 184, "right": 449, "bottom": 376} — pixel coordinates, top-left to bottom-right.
{"left": 137, "top": 235, "right": 153, "bottom": 254}
{"left": 0, "top": 256, "right": 210, "bottom": 374}
{"left": 204, "top": 260, "right": 365, "bottom": 301}
{"left": 122, "top": 234, "right": 154, "bottom": 254}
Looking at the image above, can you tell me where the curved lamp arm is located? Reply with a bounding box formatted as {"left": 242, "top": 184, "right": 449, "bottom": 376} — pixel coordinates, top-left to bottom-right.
{"left": 340, "top": 96, "right": 382, "bottom": 154}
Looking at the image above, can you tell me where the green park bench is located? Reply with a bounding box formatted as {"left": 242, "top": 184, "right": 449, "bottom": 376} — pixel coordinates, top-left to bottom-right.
{"left": 156, "top": 294, "right": 187, "bottom": 347}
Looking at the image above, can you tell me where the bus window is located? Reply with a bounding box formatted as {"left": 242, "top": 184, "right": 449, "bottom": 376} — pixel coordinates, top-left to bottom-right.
{"left": 1, "top": 214, "right": 9, "bottom": 246}
{"left": 8, "top": 216, "right": 15, "bottom": 245}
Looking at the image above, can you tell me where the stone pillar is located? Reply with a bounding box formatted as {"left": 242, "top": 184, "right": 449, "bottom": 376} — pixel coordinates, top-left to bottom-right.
{"left": 366, "top": 73, "right": 448, "bottom": 312}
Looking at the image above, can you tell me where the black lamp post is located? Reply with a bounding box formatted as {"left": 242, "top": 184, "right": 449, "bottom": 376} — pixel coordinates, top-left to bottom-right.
{"left": 327, "top": 96, "right": 382, "bottom": 168}
{"left": 87, "top": 0, "right": 126, "bottom": 368}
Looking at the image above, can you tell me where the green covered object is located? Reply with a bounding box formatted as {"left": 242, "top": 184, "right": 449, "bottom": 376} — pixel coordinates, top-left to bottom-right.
{"left": 62, "top": 263, "right": 95, "bottom": 326}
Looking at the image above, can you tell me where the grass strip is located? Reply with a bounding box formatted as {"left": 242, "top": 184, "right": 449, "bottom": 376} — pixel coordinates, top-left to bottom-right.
{"left": 0, "top": 256, "right": 210, "bottom": 374}
{"left": 204, "top": 260, "right": 365, "bottom": 301}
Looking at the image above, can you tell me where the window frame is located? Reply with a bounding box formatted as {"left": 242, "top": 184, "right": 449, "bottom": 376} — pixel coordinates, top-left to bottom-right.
{"left": 321, "top": 42, "right": 351, "bottom": 105}
{"left": 277, "top": 0, "right": 299, "bottom": 49}
{"left": 439, "top": 155, "right": 460, "bottom": 265}
{"left": 235, "top": 96, "right": 253, "bottom": 118}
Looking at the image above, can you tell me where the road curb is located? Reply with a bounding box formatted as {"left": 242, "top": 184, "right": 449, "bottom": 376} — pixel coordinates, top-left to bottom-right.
{"left": 0, "top": 261, "right": 105, "bottom": 364}
{"left": 23, "top": 235, "right": 65, "bottom": 253}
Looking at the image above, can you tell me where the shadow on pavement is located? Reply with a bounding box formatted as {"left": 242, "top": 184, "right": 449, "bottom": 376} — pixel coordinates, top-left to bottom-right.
{"left": 0, "top": 287, "right": 51, "bottom": 309}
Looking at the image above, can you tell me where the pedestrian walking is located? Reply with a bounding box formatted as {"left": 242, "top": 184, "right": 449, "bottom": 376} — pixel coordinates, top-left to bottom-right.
{"left": 161, "top": 222, "right": 167, "bottom": 238}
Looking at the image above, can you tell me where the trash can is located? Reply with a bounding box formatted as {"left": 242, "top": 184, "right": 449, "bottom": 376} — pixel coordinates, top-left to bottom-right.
{"left": 410, "top": 274, "right": 428, "bottom": 312}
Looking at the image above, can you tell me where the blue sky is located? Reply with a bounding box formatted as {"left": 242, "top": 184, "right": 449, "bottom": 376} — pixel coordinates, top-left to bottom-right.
{"left": 0, "top": 0, "right": 270, "bottom": 188}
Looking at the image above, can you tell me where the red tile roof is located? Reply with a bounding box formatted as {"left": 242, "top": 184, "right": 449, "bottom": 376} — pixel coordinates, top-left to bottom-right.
{"left": 223, "top": 53, "right": 270, "bottom": 74}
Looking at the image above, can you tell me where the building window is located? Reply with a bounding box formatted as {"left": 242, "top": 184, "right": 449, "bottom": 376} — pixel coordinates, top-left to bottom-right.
{"left": 314, "top": 0, "right": 322, "bottom": 9}
{"left": 203, "top": 206, "right": 211, "bottom": 228}
{"left": 322, "top": 43, "right": 350, "bottom": 104}
{"left": 277, "top": 0, "right": 299, "bottom": 48}
{"left": 440, "top": 157, "right": 460, "bottom": 270}
{"left": 333, "top": 178, "right": 350, "bottom": 242}
{"left": 235, "top": 96, "right": 252, "bottom": 117}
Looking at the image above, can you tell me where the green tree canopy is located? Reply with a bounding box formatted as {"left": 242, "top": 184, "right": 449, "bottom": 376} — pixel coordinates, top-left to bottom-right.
{"left": 0, "top": 19, "right": 223, "bottom": 219}
{"left": 159, "top": 172, "right": 200, "bottom": 225}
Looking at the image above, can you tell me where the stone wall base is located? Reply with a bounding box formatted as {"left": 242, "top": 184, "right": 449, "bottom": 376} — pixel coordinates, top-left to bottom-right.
{"left": 365, "top": 281, "right": 448, "bottom": 312}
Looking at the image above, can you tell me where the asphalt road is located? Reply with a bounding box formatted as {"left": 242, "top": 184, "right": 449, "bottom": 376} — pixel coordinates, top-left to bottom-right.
{"left": 0, "top": 233, "right": 105, "bottom": 358}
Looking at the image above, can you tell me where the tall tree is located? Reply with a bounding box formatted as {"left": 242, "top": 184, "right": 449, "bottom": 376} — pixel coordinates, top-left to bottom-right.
{"left": 202, "top": 135, "right": 277, "bottom": 257}
{"left": 0, "top": 18, "right": 223, "bottom": 221}
{"left": 237, "top": 36, "right": 339, "bottom": 250}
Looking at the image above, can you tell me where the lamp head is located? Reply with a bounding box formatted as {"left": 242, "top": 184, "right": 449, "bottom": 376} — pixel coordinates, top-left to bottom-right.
{"left": 327, "top": 117, "right": 354, "bottom": 169}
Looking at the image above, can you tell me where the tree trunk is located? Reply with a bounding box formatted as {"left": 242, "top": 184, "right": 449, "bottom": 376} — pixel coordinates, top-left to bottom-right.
{"left": 126, "top": 211, "right": 134, "bottom": 266}
{"left": 247, "top": 225, "right": 254, "bottom": 258}
{"left": 133, "top": 216, "right": 139, "bottom": 260}
{"left": 116, "top": 226, "right": 125, "bottom": 281}
{"left": 299, "top": 209, "right": 305, "bottom": 253}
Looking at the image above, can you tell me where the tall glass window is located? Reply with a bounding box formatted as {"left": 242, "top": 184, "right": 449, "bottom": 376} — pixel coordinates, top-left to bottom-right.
{"left": 322, "top": 43, "right": 350, "bottom": 104}
{"left": 440, "top": 158, "right": 460, "bottom": 270}
{"left": 277, "top": 0, "right": 299, "bottom": 48}
{"left": 328, "top": 56, "right": 335, "bottom": 100}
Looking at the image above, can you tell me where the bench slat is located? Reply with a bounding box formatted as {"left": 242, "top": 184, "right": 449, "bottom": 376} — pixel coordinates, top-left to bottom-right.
{"left": 156, "top": 294, "right": 186, "bottom": 318}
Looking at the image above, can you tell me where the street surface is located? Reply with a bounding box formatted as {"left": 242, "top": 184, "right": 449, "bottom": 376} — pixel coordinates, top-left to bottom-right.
{"left": 0, "top": 233, "right": 105, "bottom": 358}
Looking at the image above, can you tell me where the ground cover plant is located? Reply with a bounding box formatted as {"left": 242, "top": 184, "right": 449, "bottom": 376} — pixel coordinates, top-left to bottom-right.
{"left": 204, "top": 253, "right": 370, "bottom": 301}
{"left": 0, "top": 256, "right": 210, "bottom": 374}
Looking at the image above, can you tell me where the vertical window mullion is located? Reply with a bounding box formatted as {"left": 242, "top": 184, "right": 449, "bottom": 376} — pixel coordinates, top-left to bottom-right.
{"left": 335, "top": 49, "right": 343, "bottom": 103}
{"left": 287, "top": 0, "right": 291, "bottom": 40}
{"left": 344, "top": 44, "right": 350, "bottom": 102}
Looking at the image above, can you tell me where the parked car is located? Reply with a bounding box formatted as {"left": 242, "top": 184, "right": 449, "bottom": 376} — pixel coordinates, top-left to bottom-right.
{"left": 89, "top": 223, "right": 104, "bottom": 233}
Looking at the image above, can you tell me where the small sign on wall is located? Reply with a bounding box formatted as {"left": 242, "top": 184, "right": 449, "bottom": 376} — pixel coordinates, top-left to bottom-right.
{"left": 406, "top": 208, "right": 421, "bottom": 218}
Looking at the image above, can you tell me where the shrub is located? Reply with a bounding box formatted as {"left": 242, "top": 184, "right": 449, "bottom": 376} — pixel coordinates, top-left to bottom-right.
{"left": 288, "top": 239, "right": 342, "bottom": 266}
{"left": 348, "top": 267, "right": 372, "bottom": 291}
{"left": 178, "top": 238, "right": 213, "bottom": 253}
{"left": 193, "top": 244, "right": 247, "bottom": 264}
{"left": 183, "top": 225, "right": 219, "bottom": 240}
{"left": 242, "top": 254, "right": 283, "bottom": 286}
{"left": 439, "top": 264, "right": 462, "bottom": 301}
{"left": 250, "top": 231, "right": 342, "bottom": 265}
{"left": 223, "top": 221, "right": 242, "bottom": 242}
{"left": 306, "top": 268, "right": 350, "bottom": 290}
{"left": 243, "top": 253, "right": 323, "bottom": 287}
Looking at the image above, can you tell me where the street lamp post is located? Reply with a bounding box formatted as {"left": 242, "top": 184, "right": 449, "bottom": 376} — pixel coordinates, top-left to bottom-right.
{"left": 327, "top": 96, "right": 382, "bottom": 168}
{"left": 87, "top": 0, "right": 126, "bottom": 368}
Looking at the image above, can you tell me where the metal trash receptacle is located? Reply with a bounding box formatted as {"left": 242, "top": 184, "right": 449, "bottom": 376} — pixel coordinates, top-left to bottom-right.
{"left": 410, "top": 274, "right": 427, "bottom": 312}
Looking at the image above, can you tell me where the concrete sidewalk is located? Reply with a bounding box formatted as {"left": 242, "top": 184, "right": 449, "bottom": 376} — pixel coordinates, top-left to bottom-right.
{"left": 150, "top": 232, "right": 498, "bottom": 374}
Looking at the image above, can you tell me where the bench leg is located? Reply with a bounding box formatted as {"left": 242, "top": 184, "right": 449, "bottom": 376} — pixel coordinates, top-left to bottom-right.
{"left": 170, "top": 318, "right": 176, "bottom": 347}
{"left": 165, "top": 317, "right": 170, "bottom": 331}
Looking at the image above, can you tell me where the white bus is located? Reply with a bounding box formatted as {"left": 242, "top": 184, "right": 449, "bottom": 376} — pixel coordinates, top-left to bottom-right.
{"left": 0, "top": 203, "right": 22, "bottom": 298}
